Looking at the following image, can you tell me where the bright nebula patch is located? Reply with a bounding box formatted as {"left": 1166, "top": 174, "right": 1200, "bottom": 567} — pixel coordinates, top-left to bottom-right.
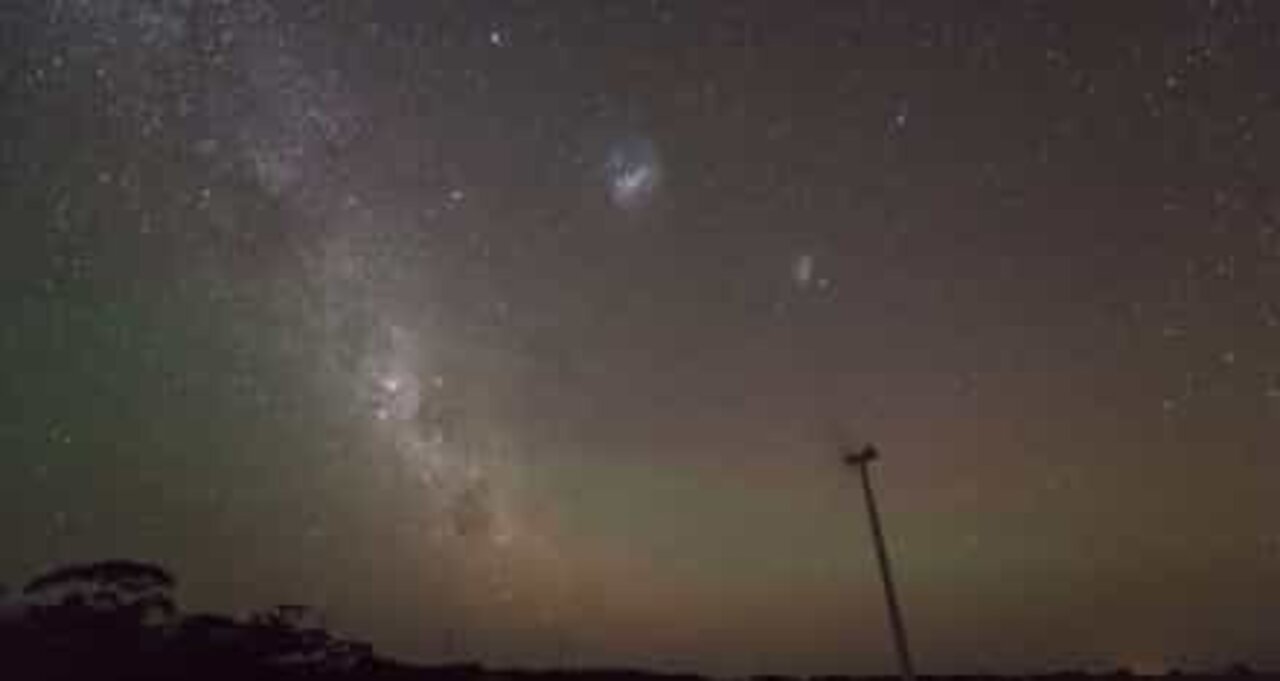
{"left": 604, "top": 137, "right": 661, "bottom": 210}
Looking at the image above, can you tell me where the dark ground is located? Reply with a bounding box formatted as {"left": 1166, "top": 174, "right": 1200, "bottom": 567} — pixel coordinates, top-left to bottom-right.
{"left": 1, "top": 560, "right": 1270, "bottom": 681}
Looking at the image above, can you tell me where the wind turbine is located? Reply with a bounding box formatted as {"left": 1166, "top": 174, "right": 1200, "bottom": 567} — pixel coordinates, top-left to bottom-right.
{"left": 842, "top": 444, "right": 916, "bottom": 681}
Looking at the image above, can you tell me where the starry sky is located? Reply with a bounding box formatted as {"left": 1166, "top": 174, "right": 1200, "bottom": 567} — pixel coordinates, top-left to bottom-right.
{"left": 2, "top": 1, "right": 1279, "bottom": 676}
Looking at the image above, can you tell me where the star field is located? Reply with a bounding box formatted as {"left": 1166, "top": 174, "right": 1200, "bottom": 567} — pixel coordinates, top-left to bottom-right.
{"left": 2, "top": 1, "right": 1279, "bottom": 676}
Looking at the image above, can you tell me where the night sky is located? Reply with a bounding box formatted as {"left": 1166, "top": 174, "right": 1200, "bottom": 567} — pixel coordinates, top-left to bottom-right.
{"left": 3, "top": 1, "right": 1279, "bottom": 676}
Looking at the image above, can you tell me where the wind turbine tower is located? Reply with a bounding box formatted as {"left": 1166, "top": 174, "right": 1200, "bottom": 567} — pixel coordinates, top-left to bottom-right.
{"left": 842, "top": 444, "right": 916, "bottom": 681}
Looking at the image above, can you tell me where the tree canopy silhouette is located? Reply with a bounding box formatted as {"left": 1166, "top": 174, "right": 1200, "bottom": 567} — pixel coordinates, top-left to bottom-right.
{"left": 21, "top": 559, "right": 177, "bottom": 628}
{"left": 3, "top": 559, "right": 374, "bottom": 680}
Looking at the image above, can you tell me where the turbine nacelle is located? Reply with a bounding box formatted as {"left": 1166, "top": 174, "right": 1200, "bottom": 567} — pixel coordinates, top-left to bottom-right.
{"left": 841, "top": 444, "right": 880, "bottom": 467}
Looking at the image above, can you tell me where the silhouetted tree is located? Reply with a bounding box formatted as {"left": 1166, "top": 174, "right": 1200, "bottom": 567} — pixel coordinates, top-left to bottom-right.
{"left": 22, "top": 559, "right": 176, "bottom": 627}
{"left": 247, "top": 603, "right": 373, "bottom": 673}
{"left": 7, "top": 560, "right": 178, "bottom": 680}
